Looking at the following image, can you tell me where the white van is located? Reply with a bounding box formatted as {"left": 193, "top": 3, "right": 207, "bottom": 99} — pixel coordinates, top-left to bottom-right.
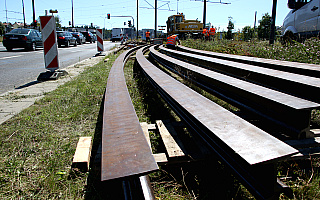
{"left": 111, "top": 28, "right": 124, "bottom": 42}
{"left": 282, "top": 0, "right": 320, "bottom": 41}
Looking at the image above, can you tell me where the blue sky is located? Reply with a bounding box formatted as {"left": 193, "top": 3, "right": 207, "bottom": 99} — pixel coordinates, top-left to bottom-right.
{"left": 1, "top": 0, "right": 291, "bottom": 31}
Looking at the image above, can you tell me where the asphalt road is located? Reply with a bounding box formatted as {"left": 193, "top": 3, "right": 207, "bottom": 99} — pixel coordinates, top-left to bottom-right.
{"left": 0, "top": 41, "right": 119, "bottom": 95}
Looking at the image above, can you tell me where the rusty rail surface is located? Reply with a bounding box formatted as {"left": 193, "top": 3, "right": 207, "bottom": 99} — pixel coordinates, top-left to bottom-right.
{"left": 136, "top": 45, "right": 298, "bottom": 199}
{"left": 102, "top": 46, "right": 158, "bottom": 182}
{"left": 149, "top": 46, "right": 320, "bottom": 139}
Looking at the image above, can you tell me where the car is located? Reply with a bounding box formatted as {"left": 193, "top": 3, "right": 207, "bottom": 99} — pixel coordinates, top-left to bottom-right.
{"left": 57, "top": 31, "right": 77, "bottom": 47}
{"left": 2, "top": 28, "right": 43, "bottom": 51}
{"left": 282, "top": 0, "right": 320, "bottom": 42}
{"left": 81, "top": 31, "right": 95, "bottom": 43}
{"left": 71, "top": 32, "right": 86, "bottom": 44}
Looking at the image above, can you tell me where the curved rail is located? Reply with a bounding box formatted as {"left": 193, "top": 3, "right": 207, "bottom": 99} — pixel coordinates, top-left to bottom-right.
{"left": 101, "top": 46, "right": 158, "bottom": 182}
{"left": 135, "top": 45, "right": 297, "bottom": 199}
{"left": 150, "top": 45, "right": 319, "bottom": 139}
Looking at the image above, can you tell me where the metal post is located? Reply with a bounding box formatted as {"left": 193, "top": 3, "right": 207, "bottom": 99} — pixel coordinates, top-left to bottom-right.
{"left": 155, "top": 0, "right": 157, "bottom": 38}
{"left": 32, "top": 0, "right": 36, "bottom": 29}
{"left": 137, "top": 0, "right": 139, "bottom": 40}
{"left": 253, "top": 11, "right": 257, "bottom": 38}
{"left": 22, "top": 0, "right": 26, "bottom": 28}
{"left": 270, "top": 0, "right": 277, "bottom": 45}
{"left": 71, "top": 0, "right": 74, "bottom": 27}
{"left": 203, "top": 0, "right": 206, "bottom": 28}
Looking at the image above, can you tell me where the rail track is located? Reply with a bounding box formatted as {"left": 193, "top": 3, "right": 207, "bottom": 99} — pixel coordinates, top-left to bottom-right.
{"left": 101, "top": 43, "right": 320, "bottom": 199}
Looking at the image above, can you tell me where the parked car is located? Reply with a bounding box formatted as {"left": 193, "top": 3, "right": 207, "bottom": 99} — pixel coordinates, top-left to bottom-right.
{"left": 2, "top": 28, "right": 43, "bottom": 51}
{"left": 282, "top": 0, "right": 320, "bottom": 42}
{"left": 81, "top": 31, "right": 95, "bottom": 43}
{"left": 57, "top": 31, "right": 77, "bottom": 47}
{"left": 71, "top": 32, "right": 86, "bottom": 44}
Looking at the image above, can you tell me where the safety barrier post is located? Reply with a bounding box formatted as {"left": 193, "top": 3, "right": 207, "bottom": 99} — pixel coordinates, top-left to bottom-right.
{"left": 95, "top": 28, "right": 105, "bottom": 56}
{"left": 37, "top": 15, "right": 67, "bottom": 81}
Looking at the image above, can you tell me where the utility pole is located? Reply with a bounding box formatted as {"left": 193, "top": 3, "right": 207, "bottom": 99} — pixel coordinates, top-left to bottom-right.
{"left": 71, "top": 0, "right": 74, "bottom": 27}
{"left": 5, "top": 0, "right": 8, "bottom": 31}
{"left": 22, "top": 0, "right": 26, "bottom": 28}
{"left": 137, "top": 0, "right": 139, "bottom": 39}
{"left": 270, "top": 0, "right": 277, "bottom": 45}
{"left": 32, "top": 0, "right": 36, "bottom": 29}
{"left": 155, "top": 0, "right": 157, "bottom": 38}
{"left": 203, "top": 0, "right": 206, "bottom": 28}
{"left": 253, "top": 11, "right": 257, "bottom": 37}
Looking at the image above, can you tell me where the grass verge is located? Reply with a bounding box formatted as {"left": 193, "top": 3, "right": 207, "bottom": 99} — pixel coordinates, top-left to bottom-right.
{"left": 0, "top": 53, "right": 116, "bottom": 199}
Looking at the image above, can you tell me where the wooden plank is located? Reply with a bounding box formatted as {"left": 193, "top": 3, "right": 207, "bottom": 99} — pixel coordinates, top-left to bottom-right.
{"left": 148, "top": 123, "right": 157, "bottom": 130}
{"left": 141, "top": 122, "right": 152, "bottom": 148}
{"left": 72, "top": 137, "right": 92, "bottom": 171}
{"left": 153, "top": 153, "right": 168, "bottom": 164}
{"left": 156, "top": 120, "right": 185, "bottom": 158}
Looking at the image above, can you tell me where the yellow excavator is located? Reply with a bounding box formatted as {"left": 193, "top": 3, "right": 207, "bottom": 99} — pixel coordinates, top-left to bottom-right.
{"left": 166, "top": 13, "right": 203, "bottom": 38}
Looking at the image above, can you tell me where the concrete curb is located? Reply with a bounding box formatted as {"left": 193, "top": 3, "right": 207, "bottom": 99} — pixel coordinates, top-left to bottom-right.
{"left": 0, "top": 48, "right": 119, "bottom": 125}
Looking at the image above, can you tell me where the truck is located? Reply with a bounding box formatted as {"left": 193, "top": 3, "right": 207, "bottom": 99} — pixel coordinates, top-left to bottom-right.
{"left": 282, "top": 0, "right": 320, "bottom": 42}
{"left": 111, "top": 28, "right": 124, "bottom": 42}
{"left": 166, "top": 13, "right": 203, "bottom": 39}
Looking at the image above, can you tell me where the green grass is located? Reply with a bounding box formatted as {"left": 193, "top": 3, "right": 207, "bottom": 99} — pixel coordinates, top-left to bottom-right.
{"left": 183, "top": 38, "right": 320, "bottom": 64}
{"left": 0, "top": 53, "right": 116, "bottom": 199}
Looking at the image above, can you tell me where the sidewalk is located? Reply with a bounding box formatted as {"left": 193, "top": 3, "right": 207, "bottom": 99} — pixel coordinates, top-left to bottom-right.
{"left": 0, "top": 49, "right": 116, "bottom": 125}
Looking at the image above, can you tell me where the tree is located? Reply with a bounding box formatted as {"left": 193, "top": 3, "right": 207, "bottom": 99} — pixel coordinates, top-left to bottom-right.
{"left": 257, "top": 13, "right": 272, "bottom": 40}
{"left": 242, "top": 26, "right": 254, "bottom": 41}
{"left": 55, "top": 15, "right": 62, "bottom": 29}
{"left": 0, "top": 22, "right": 5, "bottom": 36}
{"left": 226, "top": 16, "right": 234, "bottom": 40}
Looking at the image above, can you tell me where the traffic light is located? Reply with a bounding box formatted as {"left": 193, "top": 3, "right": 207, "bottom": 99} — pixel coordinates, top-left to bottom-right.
{"left": 128, "top": 20, "right": 131, "bottom": 27}
{"left": 107, "top": 13, "right": 110, "bottom": 19}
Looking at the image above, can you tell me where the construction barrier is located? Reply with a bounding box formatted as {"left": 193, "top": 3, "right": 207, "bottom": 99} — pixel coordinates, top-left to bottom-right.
{"left": 96, "top": 29, "right": 104, "bottom": 52}
{"left": 39, "top": 16, "right": 59, "bottom": 71}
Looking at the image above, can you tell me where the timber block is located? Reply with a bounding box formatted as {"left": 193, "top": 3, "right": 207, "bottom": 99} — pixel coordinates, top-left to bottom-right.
{"left": 72, "top": 137, "right": 92, "bottom": 172}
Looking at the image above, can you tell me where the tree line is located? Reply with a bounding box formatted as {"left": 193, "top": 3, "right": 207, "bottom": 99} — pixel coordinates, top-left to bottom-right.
{"left": 224, "top": 13, "right": 281, "bottom": 41}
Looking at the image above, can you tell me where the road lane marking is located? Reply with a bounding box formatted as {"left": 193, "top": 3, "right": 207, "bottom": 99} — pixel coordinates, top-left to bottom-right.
{"left": 0, "top": 55, "right": 23, "bottom": 60}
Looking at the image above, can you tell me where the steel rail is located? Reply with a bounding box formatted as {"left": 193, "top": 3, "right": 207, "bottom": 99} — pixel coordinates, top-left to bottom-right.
{"left": 136, "top": 46, "right": 298, "bottom": 199}
{"left": 159, "top": 45, "right": 320, "bottom": 103}
{"left": 101, "top": 45, "right": 158, "bottom": 182}
{"left": 177, "top": 45, "right": 320, "bottom": 78}
{"left": 149, "top": 46, "right": 320, "bottom": 139}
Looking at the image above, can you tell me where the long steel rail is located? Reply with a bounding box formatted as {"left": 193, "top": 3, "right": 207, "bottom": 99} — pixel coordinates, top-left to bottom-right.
{"left": 177, "top": 45, "right": 320, "bottom": 78}
{"left": 102, "top": 46, "right": 158, "bottom": 182}
{"left": 159, "top": 45, "right": 320, "bottom": 104}
{"left": 136, "top": 45, "right": 298, "bottom": 199}
{"left": 149, "top": 46, "right": 320, "bottom": 139}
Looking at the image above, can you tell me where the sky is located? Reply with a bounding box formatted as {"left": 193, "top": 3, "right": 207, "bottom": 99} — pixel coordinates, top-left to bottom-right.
{"left": 1, "top": 0, "right": 291, "bottom": 32}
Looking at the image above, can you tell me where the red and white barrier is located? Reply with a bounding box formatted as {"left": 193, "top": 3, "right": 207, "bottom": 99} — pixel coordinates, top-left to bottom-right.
{"left": 40, "top": 16, "right": 59, "bottom": 71}
{"left": 96, "top": 29, "right": 104, "bottom": 52}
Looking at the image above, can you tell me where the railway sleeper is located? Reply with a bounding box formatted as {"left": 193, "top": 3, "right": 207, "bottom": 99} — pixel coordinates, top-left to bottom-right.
{"left": 135, "top": 46, "right": 298, "bottom": 199}
{"left": 159, "top": 45, "right": 320, "bottom": 104}
{"left": 150, "top": 46, "right": 320, "bottom": 139}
